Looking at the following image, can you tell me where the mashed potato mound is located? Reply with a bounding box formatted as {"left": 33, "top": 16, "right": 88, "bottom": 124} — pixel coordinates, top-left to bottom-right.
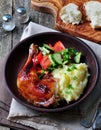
{"left": 52, "top": 63, "right": 89, "bottom": 103}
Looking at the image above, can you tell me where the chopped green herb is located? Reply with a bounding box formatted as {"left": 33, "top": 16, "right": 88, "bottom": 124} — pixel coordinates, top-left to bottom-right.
{"left": 60, "top": 48, "right": 81, "bottom": 65}
{"left": 60, "top": 48, "right": 68, "bottom": 55}
{"left": 68, "top": 48, "right": 76, "bottom": 55}
{"left": 68, "top": 84, "right": 74, "bottom": 90}
{"left": 65, "top": 84, "right": 74, "bottom": 94}
{"left": 73, "top": 76, "right": 78, "bottom": 80}
{"left": 47, "top": 66, "right": 56, "bottom": 71}
{"left": 38, "top": 70, "right": 45, "bottom": 79}
{"left": 67, "top": 65, "right": 77, "bottom": 71}
{"left": 66, "top": 91, "right": 72, "bottom": 94}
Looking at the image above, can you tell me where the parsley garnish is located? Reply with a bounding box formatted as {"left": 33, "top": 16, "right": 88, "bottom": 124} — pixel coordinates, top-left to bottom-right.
{"left": 73, "top": 76, "right": 78, "bottom": 80}
{"left": 67, "top": 65, "right": 77, "bottom": 71}
{"left": 65, "top": 84, "right": 74, "bottom": 94}
{"left": 68, "top": 84, "right": 74, "bottom": 90}
{"left": 38, "top": 70, "right": 45, "bottom": 79}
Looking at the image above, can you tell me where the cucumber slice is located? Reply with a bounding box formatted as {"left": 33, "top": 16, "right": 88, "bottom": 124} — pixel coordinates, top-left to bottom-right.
{"left": 49, "top": 55, "right": 56, "bottom": 66}
{"left": 74, "top": 52, "right": 82, "bottom": 63}
{"left": 39, "top": 46, "right": 50, "bottom": 55}
{"left": 43, "top": 44, "right": 53, "bottom": 51}
{"left": 52, "top": 53, "right": 62, "bottom": 65}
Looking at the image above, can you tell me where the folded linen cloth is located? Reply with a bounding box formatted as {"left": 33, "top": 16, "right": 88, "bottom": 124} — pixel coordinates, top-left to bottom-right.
{"left": 7, "top": 22, "right": 101, "bottom": 130}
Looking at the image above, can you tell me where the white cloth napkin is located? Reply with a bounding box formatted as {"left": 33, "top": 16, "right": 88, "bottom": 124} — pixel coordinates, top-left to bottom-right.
{"left": 7, "top": 22, "right": 101, "bottom": 130}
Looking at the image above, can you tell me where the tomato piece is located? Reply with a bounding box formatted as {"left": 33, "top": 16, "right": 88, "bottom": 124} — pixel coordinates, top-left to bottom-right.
{"left": 36, "top": 67, "right": 42, "bottom": 73}
{"left": 48, "top": 43, "right": 54, "bottom": 50}
{"left": 37, "top": 52, "right": 43, "bottom": 62}
{"left": 53, "top": 41, "right": 65, "bottom": 52}
{"left": 40, "top": 55, "right": 51, "bottom": 70}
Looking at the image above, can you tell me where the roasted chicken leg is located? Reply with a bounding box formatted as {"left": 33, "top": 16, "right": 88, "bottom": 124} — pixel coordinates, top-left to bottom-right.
{"left": 17, "top": 44, "right": 57, "bottom": 107}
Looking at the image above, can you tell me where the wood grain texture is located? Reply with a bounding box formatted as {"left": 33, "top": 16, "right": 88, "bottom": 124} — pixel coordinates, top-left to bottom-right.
{"left": 31, "top": 0, "right": 101, "bottom": 44}
{"left": 0, "top": 0, "right": 12, "bottom": 107}
{"left": 0, "top": 1, "right": 12, "bottom": 129}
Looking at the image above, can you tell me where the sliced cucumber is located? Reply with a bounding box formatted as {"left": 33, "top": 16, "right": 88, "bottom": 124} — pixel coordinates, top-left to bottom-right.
{"left": 74, "top": 52, "right": 82, "bottom": 63}
{"left": 43, "top": 44, "right": 53, "bottom": 51}
{"left": 49, "top": 54, "right": 56, "bottom": 66}
{"left": 52, "top": 53, "right": 62, "bottom": 65}
{"left": 39, "top": 46, "right": 50, "bottom": 55}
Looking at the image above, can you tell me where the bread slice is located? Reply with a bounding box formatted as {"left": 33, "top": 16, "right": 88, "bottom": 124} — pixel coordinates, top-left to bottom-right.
{"left": 84, "top": 1, "right": 101, "bottom": 29}
{"left": 60, "top": 3, "right": 82, "bottom": 25}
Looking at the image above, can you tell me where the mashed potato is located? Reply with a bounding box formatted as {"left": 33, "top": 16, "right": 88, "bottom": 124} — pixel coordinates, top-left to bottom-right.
{"left": 52, "top": 63, "right": 89, "bottom": 103}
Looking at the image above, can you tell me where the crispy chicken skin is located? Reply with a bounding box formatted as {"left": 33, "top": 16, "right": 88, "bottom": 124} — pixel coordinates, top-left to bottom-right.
{"left": 17, "top": 44, "right": 57, "bottom": 107}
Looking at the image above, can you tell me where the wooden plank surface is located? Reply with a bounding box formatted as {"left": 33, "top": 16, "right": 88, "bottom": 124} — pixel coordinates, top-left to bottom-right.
{"left": 0, "top": 0, "right": 54, "bottom": 130}
{"left": 0, "top": 1, "right": 12, "bottom": 129}
{"left": 0, "top": 0, "right": 12, "bottom": 130}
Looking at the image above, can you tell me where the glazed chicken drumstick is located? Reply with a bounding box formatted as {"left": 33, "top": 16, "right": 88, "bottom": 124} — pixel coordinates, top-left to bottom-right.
{"left": 17, "top": 44, "right": 57, "bottom": 107}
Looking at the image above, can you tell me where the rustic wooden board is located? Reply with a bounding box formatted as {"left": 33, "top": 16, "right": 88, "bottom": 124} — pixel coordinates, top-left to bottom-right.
{"left": 31, "top": 0, "right": 101, "bottom": 44}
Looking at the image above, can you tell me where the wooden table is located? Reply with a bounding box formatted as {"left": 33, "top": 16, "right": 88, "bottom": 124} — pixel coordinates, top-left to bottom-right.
{"left": 0, "top": 0, "right": 54, "bottom": 129}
